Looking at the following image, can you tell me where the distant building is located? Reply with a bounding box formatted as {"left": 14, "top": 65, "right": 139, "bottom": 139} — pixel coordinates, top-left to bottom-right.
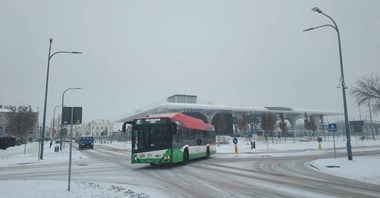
{"left": 118, "top": 94, "right": 342, "bottom": 136}
{"left": 49, "top": 114, "right": 62, "bottom": 139}
{"left": 89, "top": 120, "right": 113, "bottom": 137}
{"left": 347, "top": 120, "right": 380, "bottom": 138}
{"left": 51, "top": 116, "right": 114, "bottom": 139}
{"left": 167, "top": 94, "right": 197, "bottom": 104}
{"left": 73, "top": 124, "right": 89, "bottom": 137}
{"left": 0, "top": 106, "right": 39, "bottom": 142}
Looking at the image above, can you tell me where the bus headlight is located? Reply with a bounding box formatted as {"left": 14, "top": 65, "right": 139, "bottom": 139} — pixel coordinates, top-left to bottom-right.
{"left": 164, "top": 156, "right": 171, "bottom": 161}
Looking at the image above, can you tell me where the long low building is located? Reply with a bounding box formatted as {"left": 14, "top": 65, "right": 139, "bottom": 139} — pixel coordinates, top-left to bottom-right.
{"left": 117, "top": 94, "right": 341, "bottom": 136}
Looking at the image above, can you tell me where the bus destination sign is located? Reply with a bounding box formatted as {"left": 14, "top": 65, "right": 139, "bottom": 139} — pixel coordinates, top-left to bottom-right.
{"left": 135, "top": 118, "right": 168, "bottom": 125}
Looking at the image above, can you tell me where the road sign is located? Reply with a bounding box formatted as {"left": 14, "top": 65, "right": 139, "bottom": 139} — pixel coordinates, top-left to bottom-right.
{"left": 233, "top": 137, "right": 238, "bottom": 144}
{"left": 62, "top": 107, "right": 82, "bottom": 124}
{"left": 328, "top": 123, "right": 337, "bottom": 132}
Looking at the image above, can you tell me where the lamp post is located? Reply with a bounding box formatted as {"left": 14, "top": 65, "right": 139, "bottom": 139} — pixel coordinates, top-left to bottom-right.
{"left": 303, "top": 7, "right": 353, "bottom": 160}
{"left": 60, "top": 87, "right": 82, "bottom": 151}
{"left": 52, "top": 105, "right": 64, "bottom": 140}
{"left": 40, "top": 38, "right": 82, "bottom": 160}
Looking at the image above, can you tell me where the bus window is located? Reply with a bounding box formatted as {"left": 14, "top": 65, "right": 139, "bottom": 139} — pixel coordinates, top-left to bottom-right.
{"left": 195, "top": 130, "right": 202, "bottom": 145}
{"left": 179, "top": 127, "right": 187, "bottom": 143}
{"left": 132, "top": 129, "right": 138, "bottom": 151}
{"left": 155, "top": 126, "right": 170, "bottom": 148}
{"left": 137, "top": 127, "right": 150, "bottom": 150}
{"left": 172, "top": 124, "right": 179, "bottom": 143}
{"left": 172, "top": 124, "right": 177, "bottom": 135}
{"left": 149, "top": 129, "right": 155, "bottom": 148}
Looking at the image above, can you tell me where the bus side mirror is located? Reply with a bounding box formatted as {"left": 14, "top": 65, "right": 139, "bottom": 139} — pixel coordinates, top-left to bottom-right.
{"left": 122, "top": 123, "right": 127, "bottom": 133}
{"left": 122, "top": 121, "right": 133, "bottom": 133}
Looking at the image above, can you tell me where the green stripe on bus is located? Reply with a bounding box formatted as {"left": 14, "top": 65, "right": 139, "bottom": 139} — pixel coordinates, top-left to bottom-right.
{"left": 131, "top": 147, "right": 216, "bottom": 164}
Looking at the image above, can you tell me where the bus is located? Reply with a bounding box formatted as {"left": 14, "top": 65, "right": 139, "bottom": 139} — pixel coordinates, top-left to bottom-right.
{"left": 122, "top": 113, "right": 216, "bottom": 165}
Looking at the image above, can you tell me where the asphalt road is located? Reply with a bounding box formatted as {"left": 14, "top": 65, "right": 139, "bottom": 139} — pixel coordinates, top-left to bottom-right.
{"left": 1, "top": 144, "right": 380, "bottom": 198}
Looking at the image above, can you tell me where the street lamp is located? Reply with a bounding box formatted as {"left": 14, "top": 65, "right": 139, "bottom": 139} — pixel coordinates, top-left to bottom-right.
{"left": 303, "top": 7, "right": 353, "bottom": 160}
{"left": 52, "top": 105, "right": 64, "bottom": 140}
{"left": 40, "top": 38, "right": 82, "bottom": 160}
{"left": 60, "top": 87, "right": 82, "bottom": 150}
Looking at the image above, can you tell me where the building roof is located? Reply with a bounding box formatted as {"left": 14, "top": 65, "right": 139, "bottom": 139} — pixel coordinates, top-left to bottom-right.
{"left": 117, "top": 101, "right": 341, "bottom": 123}
{"left": 0, "top": 109, "right": 11, "bottom": 113}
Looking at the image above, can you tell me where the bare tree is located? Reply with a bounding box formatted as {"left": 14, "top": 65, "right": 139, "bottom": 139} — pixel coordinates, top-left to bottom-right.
{"left": 309, "top": 116, "right": 317, "bottom": 137}
{"left": 237, "top": 113, "right": 249, "bottom": 135}
{"left": 304, "top": 113, "right": 317, "bottom": 140}
{"left": 218, "top": 114, "right": 228, "bottom": 144}
{"left": 318, "top": 114, "right": 326, "bottom": 140}
{"left": 6, "top": 106, "right": 38, "bottom": 154}
{"left": 261, "top": 112, "right": 276, "bottom": 143}
{"left": 350, "top": 73, "right": 380, "bottom": 113}
{"left": 279, "top": 113, "right": 288, "bottom": 142}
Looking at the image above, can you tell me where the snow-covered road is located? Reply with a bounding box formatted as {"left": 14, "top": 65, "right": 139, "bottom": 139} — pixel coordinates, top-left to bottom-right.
{"left": 1, "top": 138, "right": 380, "bottom": 197}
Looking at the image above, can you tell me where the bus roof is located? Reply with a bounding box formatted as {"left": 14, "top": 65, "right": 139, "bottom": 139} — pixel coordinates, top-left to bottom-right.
{"left": 142, "top": 113, "right": 214, "bottom": 131}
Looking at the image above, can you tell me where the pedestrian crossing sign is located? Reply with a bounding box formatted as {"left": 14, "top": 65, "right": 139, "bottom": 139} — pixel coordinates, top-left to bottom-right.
{"left": 328, "top": 123, "right": 337, "bottom": 132}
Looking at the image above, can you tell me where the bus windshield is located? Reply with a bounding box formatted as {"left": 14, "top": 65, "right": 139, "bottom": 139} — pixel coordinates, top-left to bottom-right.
{"left": 132, "top": 125, "right": 171, "bottom": 152}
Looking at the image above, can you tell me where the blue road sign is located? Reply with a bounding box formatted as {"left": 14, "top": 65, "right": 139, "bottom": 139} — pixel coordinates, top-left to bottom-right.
{"left": 328, "top": 123, "right": 337, "bottom": 132}
{"left": 233, "top": 137, "right": 238, "bottom": 144}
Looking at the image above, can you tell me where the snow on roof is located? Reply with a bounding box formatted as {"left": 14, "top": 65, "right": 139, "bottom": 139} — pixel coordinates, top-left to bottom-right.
{"left": 0, "top": 109, "right": 11, "bottom": 113}
{"left": 117, "top": 102, "right": 341, "bottom": 123}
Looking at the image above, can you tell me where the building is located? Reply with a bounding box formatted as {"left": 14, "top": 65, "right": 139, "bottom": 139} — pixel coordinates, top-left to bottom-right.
{"left": 50, "top": 115, "right": 114, "bottom": 139}
{"left": 89, "top": 120, "right": 113, "bottom": 137}
{"left": 348, "top": 120, "right": 380, "bottom": 138}
{"left": 117, "top": 94, "right": 342, "bottom": 136}
{"left": 45, "top": 114, "right": 61, "bottom": 140}
{"left": 0, "top": 106, "right": 39, "bottom": 142}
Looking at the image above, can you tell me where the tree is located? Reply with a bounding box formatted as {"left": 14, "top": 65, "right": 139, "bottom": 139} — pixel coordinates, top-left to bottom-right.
{"left": 218, "top": 114, "right": 228, "bottom": 144}
{"left": 309, "top": 116, "right": 317, "bottom": 137}
{"left": 261, "top": 112, "right": 276, "bottom": 143}
{"left": 304, "top": 113, "right": 317, "bottom": 140}
{"left": 304, "top": 113, "right": 311, "bottom": 140}
{"left": 279, "top": 113, "right": 288, "bottom": 142}
{"left": 6, "top": 106, "right": 38, "bottom": 154}
{"left": 350, "top": 73, "right": 380, "bottom": 113}
{"left": 237, "top": 113, "right": 249, "bottom": 135}
{"left": 318, "top": 114, "right": 326, "bottom": 140}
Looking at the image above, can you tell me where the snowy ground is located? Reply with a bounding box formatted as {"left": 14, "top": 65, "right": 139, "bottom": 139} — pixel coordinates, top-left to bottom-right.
{"left": 0, "top": 136, "right": 379, "bottom": 197}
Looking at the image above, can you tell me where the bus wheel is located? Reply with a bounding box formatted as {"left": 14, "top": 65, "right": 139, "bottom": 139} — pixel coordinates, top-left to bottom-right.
{"left": 183, "top": 150, "right": 189, "bottom": 165}
{"left": 205, "top": 147, "right": 210, "bottom": 159}
{"left": 150, "top": 163, "right": 155, "bottom": 166}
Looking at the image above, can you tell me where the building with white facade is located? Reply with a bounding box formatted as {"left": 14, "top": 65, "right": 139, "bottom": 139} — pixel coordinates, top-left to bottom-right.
{"left": 117, "top": 94, "right": 342, "bottom": 136}
{"left": 49, "top": 116, "right": 114, "bottom": 139}
{"left": 89, "top": 120, "right": 113, "bottom": 137}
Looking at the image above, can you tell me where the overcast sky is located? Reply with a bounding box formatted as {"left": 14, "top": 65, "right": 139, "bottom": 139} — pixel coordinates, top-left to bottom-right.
{"left": 1, "top": 0, "right": 379, "bottom": 127}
